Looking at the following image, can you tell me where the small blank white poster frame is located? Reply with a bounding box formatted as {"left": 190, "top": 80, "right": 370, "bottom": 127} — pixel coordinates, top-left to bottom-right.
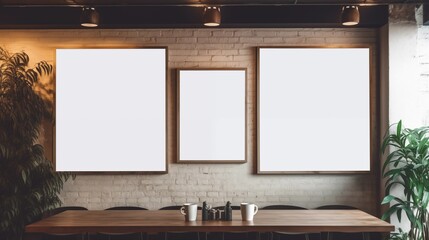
{"left": 258, "top": 47, "right": 372, "bottom": 174}
{"left": 55, "top": 48, "right": 167, "bottom": 173}
{"left": 178, "top": 69, "right": 246, "bottom": 163}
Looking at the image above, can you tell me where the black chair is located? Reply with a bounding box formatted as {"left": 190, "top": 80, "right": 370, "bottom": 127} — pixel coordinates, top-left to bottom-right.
{"left": 42, "top": 206, "right": 88, "bottom": 240}
{"left": 208, "top": 206, "right": 248, "bottom": 240}
{"left": 316, "top": 205, "right": 357, "bottom": 210}
{"left": 261, "top": 205, "right": 313, "bottom": 240}
{"left": 315, "top": 205, "right": 365, "bottom": 240}
{"left": 214, "top": 205, "right": 241, "bottom": 210}
{"left": 106, "top": 206, "right": 148, "bottom": 210}
{"left": 159, "top": 205, "right": 202, "bottom": 211}
{"left": 98, "top": 206, "right": 148, "bottom": 240}
{"left": 158, "top": 206, "right": 201, "bottom": 240}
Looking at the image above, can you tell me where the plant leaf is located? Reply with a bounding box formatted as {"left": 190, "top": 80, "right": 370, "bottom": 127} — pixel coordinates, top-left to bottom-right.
{"left": 382, "top": 195, "right": 395, "bottom": 205}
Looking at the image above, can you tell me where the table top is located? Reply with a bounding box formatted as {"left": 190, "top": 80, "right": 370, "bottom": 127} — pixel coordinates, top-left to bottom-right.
{"left": 25, "top": 210, "right": 394, "bottom": 234}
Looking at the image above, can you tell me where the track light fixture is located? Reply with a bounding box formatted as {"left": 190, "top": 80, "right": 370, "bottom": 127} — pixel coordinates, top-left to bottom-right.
{"left": 341, "top": 5, "right": 360, "bottom": 26}
{"left": 203, "top": 6, "right": 221, "bottom": 27}
{"left": 81, "top": 7, "right": 99, "bottom": 28}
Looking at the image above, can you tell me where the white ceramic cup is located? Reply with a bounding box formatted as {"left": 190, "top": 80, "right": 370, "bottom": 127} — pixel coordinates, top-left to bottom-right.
{"left": 180, "top": 203, "right": 198, "bottom": 221}
{"left": 240, "top": 203, "right": 258, "bottom": 221}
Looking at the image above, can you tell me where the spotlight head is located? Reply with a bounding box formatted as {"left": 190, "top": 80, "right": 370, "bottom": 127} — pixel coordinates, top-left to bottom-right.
{"left": 81, "top": 7, "right": 99, "bottom": 28}
{"left": 341, "top": 5, "right": 360, "bottom": 26}
{"left": 203, "top": 6, "right": 221, "bottom": 27}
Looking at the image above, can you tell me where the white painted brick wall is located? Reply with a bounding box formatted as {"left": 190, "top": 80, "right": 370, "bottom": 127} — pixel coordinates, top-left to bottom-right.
{"left": 417, "top": 10, "right": 429, "bottom": 126}
{"left": 388, "top": 4, "right": 429, "bottom": 231}
{"left": 390, "top": 5, "right": 429, "bottom": 128}
{"left": 0, "top": 28, "right": 378, "bottom": 213}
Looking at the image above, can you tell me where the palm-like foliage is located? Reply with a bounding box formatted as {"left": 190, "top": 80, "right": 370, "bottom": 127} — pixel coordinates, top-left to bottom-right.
{"left": 0, "top": 47, "right": 71, "bottom": 240}
{"left": 381, "top": 121, "right": 429, "bottom": 240}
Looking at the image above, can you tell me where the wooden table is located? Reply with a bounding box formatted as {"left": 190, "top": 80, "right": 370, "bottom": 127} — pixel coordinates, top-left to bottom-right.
{"left": 26, "top": 210, "right": 394, "bottom": 238}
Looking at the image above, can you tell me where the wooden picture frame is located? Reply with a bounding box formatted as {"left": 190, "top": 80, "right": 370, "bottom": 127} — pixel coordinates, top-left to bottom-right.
{"left": 177, "top": 69, "right": 247, "bottom": 164}
{"left": 257, "top": 45, "right": 379, "bottom": 174}
{"left": 55, "top": 47, "right": 168, "bottom": 173}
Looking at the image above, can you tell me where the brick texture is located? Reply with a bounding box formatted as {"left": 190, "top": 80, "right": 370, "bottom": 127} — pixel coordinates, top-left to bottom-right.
{"left": 387, "top": 5, "right": 429, "bottom": 231}
{"left": 389, "top": 5, "right": 429, "bottom": 128}
{"left": 417, "top": 12, "right": 429, "bottom": 125}
{"left": 0, "top": 28, "right": 379, "bottom": 213}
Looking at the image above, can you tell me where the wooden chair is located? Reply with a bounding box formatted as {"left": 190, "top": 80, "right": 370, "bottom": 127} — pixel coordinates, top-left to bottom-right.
{"left": 315, "top": 205, "right": 365, "bottom": 240}
{"left": 98, "top": 206, "right": 148, "bottom": 240}
{"left": 42, "top": 206, "right": 88, "bottom": 240}
{"left": 158, "top": 206, "right": 201, "bottom": 240}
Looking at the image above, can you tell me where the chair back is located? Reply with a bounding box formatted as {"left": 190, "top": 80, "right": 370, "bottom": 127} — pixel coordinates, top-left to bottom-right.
{"left": 43, "top": 206, "right": 87, "bottom": 218}
{"left": 214, "top": 205, "right": 241, "bottom": 210}
{"left": 262, "top": 205, "right": 314, "bottom": 240}
{"left": 160, "top": 205, "right": 202, "bottom": 210}
{"left": 262, "top": 205, "right": 307, "bottom": 210}
{"left": 106, "top": 206, "right": 147, "bottom": 210}
{"left": 315, "top": 205, "right": 364, "bottom": 240}
{"left": 159, "top": 206, "right": 182, "bottom": 210}
{"left": 315, "top": 205, "right": 357, "bottom": 210}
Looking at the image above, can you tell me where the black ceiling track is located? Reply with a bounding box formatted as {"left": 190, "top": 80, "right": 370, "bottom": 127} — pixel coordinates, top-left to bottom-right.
{"left": 0, "top": 0, "right": 424, "bottom": 6}
{"left": 0, "top": 5, "right": 388, "bottom": 29}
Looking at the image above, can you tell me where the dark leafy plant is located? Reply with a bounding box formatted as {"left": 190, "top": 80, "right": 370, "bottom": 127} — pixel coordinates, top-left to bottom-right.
{"left": 381, "top": 120, "right": 429, "bottom": 240}
{"left": 0, "top": 47, "right": 72, "bottom": 240}
{"left": 391, "top": 229, "right": 413, "bottom": 240}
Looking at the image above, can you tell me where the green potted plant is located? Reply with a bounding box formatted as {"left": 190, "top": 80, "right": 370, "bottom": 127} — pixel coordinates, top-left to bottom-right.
{"left": 381, "top": 120, "right": 429, "bottom": 240}
{"left": 0, "top": 47, "right": 72, "bottom": 240}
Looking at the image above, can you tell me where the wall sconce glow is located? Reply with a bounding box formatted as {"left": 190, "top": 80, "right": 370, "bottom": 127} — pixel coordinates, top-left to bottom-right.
{"left": 81, "top": 7, "right": 99, "bottom": 27}
{"left": 341, "top": 6, "right": 360, "bottom": 26}
{"left": 203, "top": 6, "right": 221, "bottom": 27}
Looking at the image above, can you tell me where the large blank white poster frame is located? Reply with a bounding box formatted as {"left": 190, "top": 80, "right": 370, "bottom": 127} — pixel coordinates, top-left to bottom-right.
{"left": 178, "top": 69, "right": 246, "bottom": 163}
{"left": 258, "top": 46, "right": 373, "bottom": 174}
{"left": 55, "top": 48, "right": 167, "bottom": 173}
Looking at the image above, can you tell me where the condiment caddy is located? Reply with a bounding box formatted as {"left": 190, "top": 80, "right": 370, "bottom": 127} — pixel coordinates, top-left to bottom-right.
{"left": 202, "top": 201, "right": 233, "bottom": 221}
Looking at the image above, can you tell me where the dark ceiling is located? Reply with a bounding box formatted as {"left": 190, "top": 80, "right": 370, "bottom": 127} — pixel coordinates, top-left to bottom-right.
{"left": 0, "top": 0, "right": 425, "bottom": 5}
{"left": 0, "top": 0, "right": 424, "bottom": 29}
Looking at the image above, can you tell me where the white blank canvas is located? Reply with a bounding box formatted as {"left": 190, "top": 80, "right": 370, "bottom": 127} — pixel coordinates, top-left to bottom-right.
{"left": 258, "top": 48, "right": 371, "bottom": 173}
{"left": 179, "top": 70, "right": 246, "bottom": 162}
{"left": 56, "top": 48, "right": 166, "bottom": 172}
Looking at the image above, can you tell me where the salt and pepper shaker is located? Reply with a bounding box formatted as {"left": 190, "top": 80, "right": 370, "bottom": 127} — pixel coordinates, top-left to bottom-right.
{"left": 225, "top": 201, "right": 232, "bottom": 221}
{"left": 217, "top": 209, "right": 224, "bottom": 220}
{"left": 209, "top": 209, "right": 217, "bottom": 220}
{"left": 202, "top": 201, "right": 209, "bottom": 221}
